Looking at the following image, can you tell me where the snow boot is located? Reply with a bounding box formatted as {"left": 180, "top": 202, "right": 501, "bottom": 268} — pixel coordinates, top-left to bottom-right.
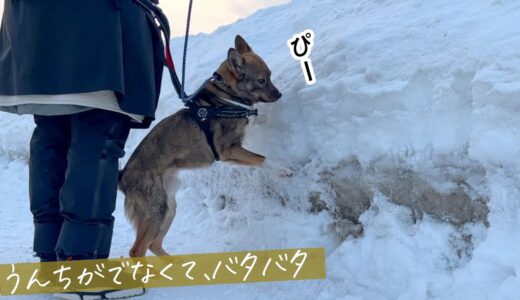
{"left": 53, "top": 287, "right": 146, "bottom": 300}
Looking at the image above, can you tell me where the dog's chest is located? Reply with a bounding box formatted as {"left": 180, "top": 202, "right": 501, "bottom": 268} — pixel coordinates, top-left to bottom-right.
{"left": 213, "top": 117, "right": 249, "bottom": 145}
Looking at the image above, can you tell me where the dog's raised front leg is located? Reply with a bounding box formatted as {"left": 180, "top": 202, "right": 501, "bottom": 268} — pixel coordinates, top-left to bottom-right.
{"left": 220, "top": 146, "right": 265, "bottom": 166}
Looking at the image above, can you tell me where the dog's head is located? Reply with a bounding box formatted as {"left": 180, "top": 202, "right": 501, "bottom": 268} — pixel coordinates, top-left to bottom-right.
{"left": 217, "top": 35, "right": 282, "bottom": 103}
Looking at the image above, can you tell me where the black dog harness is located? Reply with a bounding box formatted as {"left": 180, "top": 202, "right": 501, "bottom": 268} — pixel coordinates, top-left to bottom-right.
{"left": 184, "top": 73, "right": 258, "bottom": 161}
{"left": 134, "top": 0, "right": 258, "bottom": 161}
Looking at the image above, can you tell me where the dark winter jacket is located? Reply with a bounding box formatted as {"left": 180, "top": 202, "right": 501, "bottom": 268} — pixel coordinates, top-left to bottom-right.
{"left": 0, "top": 0, "right": 165, "bottom": 128}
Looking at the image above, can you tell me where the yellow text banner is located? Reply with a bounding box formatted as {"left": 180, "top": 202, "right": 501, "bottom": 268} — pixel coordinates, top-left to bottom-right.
{"left": 0, "top": 248, "right": 326, "bottom": 296}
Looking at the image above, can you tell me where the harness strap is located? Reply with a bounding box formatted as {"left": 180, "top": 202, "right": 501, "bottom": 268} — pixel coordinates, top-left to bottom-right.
{"left": 218, "top": 97, "right": 255, "bottom": 110}
{"left": 186, "top": 105, "right": 221, "bottom": 161}
{"left": 185, "top": 103, "right": 257, "bottom": 162}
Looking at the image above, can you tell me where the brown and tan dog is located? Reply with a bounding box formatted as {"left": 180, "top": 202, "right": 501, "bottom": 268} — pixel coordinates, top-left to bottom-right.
{"left": 119, "top": 35, "right": 283, "bottom": 257}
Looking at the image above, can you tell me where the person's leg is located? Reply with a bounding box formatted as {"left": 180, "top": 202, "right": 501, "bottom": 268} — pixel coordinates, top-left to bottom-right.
{"left": 29, "top": 115, "right": 71, "bottom": 262}
{"left": 55, "top": 109, "right": 131, "bottom": 260}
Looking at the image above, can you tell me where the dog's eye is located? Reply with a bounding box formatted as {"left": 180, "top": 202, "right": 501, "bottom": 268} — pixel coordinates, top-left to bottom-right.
{"left": 257, "top": 79, "right": 266, "bottom": 85}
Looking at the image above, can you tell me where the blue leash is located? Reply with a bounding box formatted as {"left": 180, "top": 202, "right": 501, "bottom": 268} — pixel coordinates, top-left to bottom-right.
{"left": 181, "top": 0, "right": 194, "bottom": 101}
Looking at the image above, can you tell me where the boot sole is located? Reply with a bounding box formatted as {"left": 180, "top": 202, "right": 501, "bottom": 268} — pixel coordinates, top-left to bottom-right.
{"left": 54, "top": 287, "right": 146, "bottom": 300}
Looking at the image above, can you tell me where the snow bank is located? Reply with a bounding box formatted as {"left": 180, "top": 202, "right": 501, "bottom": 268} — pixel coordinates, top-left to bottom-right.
{"left": 157, "top": 0, "right": 520, "bottom": 298}
{"left": 1, "top": 0, "right": 520, "bottom": 299}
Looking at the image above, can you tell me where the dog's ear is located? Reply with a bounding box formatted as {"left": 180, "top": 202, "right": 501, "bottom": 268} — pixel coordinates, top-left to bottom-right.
{"left": 235, "top": 35, "right": 252, "bottom": 54}
{"left": 227, "top": 48, "right": 245, "bottom": 79}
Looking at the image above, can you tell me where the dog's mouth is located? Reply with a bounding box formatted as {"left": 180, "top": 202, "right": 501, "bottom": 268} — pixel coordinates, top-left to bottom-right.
{"left": 256, "top": 90, "right": 283, "bottom": 103}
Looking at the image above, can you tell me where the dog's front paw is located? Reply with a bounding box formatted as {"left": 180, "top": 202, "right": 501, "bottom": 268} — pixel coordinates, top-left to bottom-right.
{"left": 277, "top": 168, "right": 294, "bottom": 177}
{"left": 264, "top": 159, "right": 294, "bottom": 177}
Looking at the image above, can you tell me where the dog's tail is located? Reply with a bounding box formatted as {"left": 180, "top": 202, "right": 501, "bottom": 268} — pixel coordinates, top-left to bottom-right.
{"left": 117, "top": 168, "right": 126, "bottom": 192}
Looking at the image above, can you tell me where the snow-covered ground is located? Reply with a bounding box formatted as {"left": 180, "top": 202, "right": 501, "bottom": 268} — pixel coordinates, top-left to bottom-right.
{"left": 2, "top": 0, "right": 520, "bottom": 299}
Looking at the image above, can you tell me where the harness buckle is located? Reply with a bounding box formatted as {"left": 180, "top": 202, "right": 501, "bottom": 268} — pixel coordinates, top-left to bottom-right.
{"left": 197, "top": 108, "right": 209, "bottom": 121}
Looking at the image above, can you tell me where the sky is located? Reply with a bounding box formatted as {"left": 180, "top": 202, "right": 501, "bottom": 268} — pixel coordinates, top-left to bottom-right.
{"left": 0, "top": 0, "right": 289, "bottom": 37}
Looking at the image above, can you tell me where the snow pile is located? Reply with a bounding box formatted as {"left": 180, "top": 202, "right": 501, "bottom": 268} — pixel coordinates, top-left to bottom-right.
{"left": 1, "top": 0, "right": 520, "bottom": 299}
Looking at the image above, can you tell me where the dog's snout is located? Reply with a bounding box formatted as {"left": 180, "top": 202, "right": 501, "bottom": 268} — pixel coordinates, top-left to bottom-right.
{"left": 275, "top": 90, "right": 282, "bottom": 99}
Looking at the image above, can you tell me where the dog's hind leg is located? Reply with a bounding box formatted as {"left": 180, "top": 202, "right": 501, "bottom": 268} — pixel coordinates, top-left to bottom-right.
{"left": 149, "top": 169, "right": 180, "bottom": 256}
{"left": 125, "top": 176, "right": 170, "bottom": 257}
{"left": 149, "top": 204, "right": 175, "bottom": 256}
{"left": 129, "top": 219, "right": 157, "bottom": 257}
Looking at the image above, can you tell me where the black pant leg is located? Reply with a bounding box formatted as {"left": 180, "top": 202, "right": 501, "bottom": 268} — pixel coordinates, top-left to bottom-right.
{"left": 55, "top": 109, "right": 131, "bottom": 260}
{"left": 29, "top": 115, "right": 71, "bottom": 261}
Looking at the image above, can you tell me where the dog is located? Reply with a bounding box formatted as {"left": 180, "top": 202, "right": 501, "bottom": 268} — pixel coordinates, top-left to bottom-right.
{"left": 119, "top": 35, "right": 283, "bottom": 257}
